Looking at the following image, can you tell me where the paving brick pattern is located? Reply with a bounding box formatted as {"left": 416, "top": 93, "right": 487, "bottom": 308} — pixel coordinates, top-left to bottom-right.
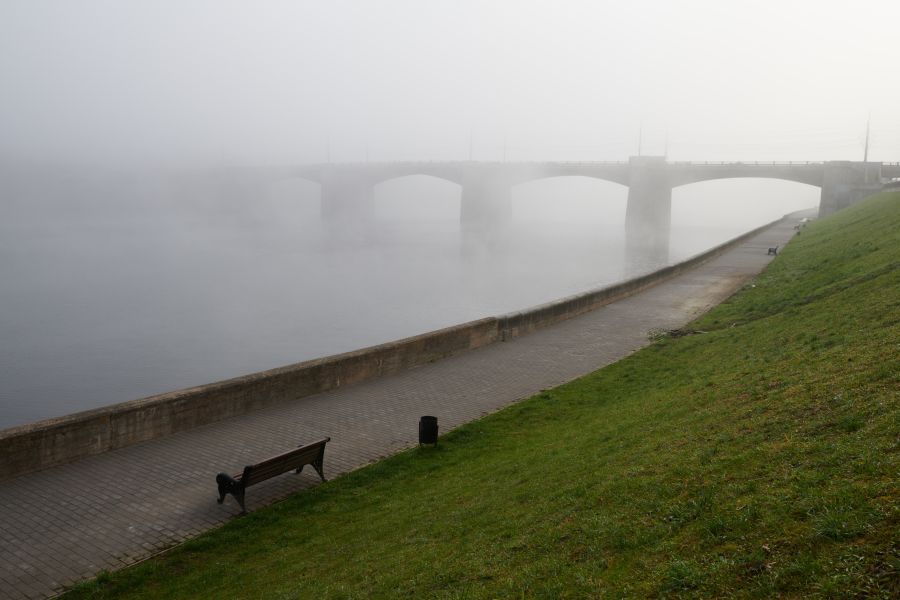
{"left": 0, "top": 220, "right": 799, "bottom": 599}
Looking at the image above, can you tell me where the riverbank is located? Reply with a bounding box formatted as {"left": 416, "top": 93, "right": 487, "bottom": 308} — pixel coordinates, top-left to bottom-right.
{"left": 1, "top": 176, "right": 815, "bottom": 430}
{"left": 0, "top": 215, "right": 787, "bottom": 482}
{"left": 0, "top": 205, "right": 805, "bottom": 599}
{"left": 62, "top": 191, "right": 900, "bottom": 598}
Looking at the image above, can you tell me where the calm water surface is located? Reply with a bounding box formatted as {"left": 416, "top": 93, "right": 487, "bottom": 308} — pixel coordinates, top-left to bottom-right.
{"left": 0, "top": 170, "right": 800, "bottom": 428}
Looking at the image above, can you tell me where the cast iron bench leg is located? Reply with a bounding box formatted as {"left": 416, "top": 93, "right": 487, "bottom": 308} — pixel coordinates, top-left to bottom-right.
{"left": 216, "top": 473, "right": 247, "bottom": 514}
{"left": 313, "top": 457, "right": 327, "bottom": 482}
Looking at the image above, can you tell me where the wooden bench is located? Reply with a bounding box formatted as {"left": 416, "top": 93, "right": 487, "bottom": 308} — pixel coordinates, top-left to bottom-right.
{"left": 767, "top": 245, "right": 779, "bottom": 255}
{"left": 216, "top": 437, "right": 330, "bottom": 514}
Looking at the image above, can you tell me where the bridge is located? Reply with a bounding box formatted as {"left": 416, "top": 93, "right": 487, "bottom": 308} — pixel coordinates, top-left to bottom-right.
{"left": 223, "top": 157, "right": 900, "bottom": 250}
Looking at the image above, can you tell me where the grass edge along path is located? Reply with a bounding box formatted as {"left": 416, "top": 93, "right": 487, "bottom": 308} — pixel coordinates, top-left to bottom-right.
{"left": 66, "top": 193, "right": 900, "bottom": 599}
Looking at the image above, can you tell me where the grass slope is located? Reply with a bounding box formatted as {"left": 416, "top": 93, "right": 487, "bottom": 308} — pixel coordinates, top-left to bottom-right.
{"left": 67, "top": 193, "right": 900, "bottom": 599}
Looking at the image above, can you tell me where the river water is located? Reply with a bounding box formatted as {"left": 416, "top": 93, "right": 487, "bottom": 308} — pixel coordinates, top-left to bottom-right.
{"left": 0, "top": 169, "right": 816, "bottom": 429}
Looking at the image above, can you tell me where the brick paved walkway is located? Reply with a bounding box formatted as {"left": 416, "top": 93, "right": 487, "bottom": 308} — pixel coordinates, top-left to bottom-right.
{"left": 0, "top": 218, "right": 801, "bottom": 599}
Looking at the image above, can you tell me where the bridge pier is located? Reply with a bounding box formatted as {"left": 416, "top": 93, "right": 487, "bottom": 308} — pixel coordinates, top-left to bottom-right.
{"left": 625, "top": 156, "right": 671, "bottom": 259}
{"left": 188, "top": 171, "right": 269, "bottom": 214}
{"left": 819, "top": 161, "right": 883, "bottom": 217}
{"left": 320, "top": 167, "right": 374, "bottom": 224}
{"left": 460, "top": 167, "right": 512, "bottom": 233}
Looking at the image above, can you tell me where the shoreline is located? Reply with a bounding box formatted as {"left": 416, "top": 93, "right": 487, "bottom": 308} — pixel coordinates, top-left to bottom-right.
{"left": 0, "top": 212, "right": 803, "bottom": 482}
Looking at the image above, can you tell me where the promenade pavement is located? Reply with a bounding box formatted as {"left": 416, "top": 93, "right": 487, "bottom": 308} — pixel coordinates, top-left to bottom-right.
{"left": 0, "top": 217, "right": 801, "bottom": 599}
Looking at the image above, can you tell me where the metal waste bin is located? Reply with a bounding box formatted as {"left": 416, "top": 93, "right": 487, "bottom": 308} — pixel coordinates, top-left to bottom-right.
{"left": 418, "top": 415, "right": 438, "bottom": 446}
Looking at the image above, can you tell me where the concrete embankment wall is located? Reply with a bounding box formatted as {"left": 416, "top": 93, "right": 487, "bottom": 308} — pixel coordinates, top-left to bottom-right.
{"left": 0, "top": 217, "right": 784, "bottom": 481}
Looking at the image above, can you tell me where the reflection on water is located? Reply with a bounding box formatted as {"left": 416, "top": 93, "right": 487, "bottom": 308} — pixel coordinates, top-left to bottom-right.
{"left": 0, "top": 170, "right": 755, "bottom": 428}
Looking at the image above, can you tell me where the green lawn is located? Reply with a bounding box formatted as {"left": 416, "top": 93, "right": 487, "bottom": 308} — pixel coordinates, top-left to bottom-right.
{"left": 67, "top": 193, "right": 899, "bottom": 599}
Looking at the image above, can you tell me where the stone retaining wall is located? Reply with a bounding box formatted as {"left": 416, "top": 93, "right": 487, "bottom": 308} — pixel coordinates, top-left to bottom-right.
{"left": 0, "top": 217, "right": 783, "bottom": 481}
{"left": 498, "top": 220, "right": 775, "bottom": 339}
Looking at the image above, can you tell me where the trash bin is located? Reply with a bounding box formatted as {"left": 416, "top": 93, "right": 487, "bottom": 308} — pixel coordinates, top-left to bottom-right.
{"left": 419, "top": 416, "right": 438, "bottom": 446}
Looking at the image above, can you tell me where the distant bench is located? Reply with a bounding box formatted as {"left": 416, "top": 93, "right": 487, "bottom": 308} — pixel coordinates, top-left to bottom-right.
{"left": 216, "top": 437, "right": 331, "bottom": 514}
{"left": 767, "top": 245, "right": 779, "bottom": 255}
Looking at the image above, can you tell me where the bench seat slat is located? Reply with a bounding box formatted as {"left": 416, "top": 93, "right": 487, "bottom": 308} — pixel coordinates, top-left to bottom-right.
{"left": 283, "top": 449, "right": 321, "bottom": 467}
{"left": 242, "top": 448, "right": 324, "bottom": 484}
{"left": 241, "top": 439, "right": 329, "bottom": 471}
{"left": 244, "top": 459, "right": 292, "bottom": 486}
{"left": 222, "top": 438, "right": 331, "bottom": 496}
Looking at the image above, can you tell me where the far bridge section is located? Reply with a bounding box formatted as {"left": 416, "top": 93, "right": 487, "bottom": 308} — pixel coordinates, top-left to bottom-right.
{"left": 234, "top": 158, "right": 899, "bottom": 251}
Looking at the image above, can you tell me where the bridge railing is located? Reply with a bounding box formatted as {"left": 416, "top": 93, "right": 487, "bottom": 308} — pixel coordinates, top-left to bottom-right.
{"left": 546, "top": 161, "right": 628, "bottom": 167}
{"left": 301, "top": 159, "right": 897, "bottom": 168}
{"left": 668, "top": 161, "right": 825, "bottom": 166}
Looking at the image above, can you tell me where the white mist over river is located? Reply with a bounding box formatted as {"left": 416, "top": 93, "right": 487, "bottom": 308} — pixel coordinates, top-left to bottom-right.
{"left": 0, "top": 170, "right": 817, "bottom": 428}
{"left": 0, "top": 1, "right": 895, "bottom": 430}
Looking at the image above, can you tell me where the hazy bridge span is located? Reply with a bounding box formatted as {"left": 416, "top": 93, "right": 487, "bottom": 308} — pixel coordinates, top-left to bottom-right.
{"left": 239, "top": 157, "right": 898, "bottom": 249}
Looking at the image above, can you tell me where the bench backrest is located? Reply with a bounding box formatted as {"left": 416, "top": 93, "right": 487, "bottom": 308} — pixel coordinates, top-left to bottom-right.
{"left": 242, "top": 438, "right": 330, "bottom": 487}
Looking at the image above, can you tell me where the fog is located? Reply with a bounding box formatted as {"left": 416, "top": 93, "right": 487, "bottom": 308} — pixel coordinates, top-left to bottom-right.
{"left": 0, "top": 1, "right": 896, "bottom": 426}
{"left": 2, "top": 0, "right": 899, "bottom": 166}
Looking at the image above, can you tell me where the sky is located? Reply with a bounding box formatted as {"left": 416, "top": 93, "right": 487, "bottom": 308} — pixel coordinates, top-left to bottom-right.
{"left": 1, "top": 0, "right": 899, "bottom": 166}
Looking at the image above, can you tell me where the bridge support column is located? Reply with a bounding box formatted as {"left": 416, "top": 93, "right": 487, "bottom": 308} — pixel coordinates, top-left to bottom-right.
{"left": 819, "top": 161, "right": 883, "bottom": 217}
{"left": 320, "top": 167, "right": 374, "bottom": 225}
{"left": 460, "top": 167, "right": 512, "bottom": 234}
{"left": 625, "top": 156, "right": 671, "bottom": 261}
{"left": 189, "top": 170, "right": 268, "bottom": 208}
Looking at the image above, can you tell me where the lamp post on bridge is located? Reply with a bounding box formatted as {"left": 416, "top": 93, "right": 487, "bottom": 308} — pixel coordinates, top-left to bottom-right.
{"left": 864, "top": 115, "right": 870, "bottom": 163}
{"left": 637, "top": 123, "right": 643, "bottom": 157}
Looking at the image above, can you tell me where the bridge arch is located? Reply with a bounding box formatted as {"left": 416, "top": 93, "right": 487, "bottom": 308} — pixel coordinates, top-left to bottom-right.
{"left": 267, "top": 173, "right": 323, "bottom": 188}
{"left": 508, "top": 168, "right": 631, "bottom": 189}
{"left": 670, "top": 177, "right": 820, "bottom": 250}
{"left": 370, "top": 171, "right": 464, "bottom": 189}
{"left": 372, "top": 174, "right": 461, "bottom": 223}
{"left": 670, "top": 166, "right": 823, "bottom": 189}
{"left": 264, "top": 176, "right": 324, "bottom": 223}
{"left": 511, "top": 175, "right": 628, "bottom": 225}
{"left": 511, "top": 173, "right": 630, "bottom": 189}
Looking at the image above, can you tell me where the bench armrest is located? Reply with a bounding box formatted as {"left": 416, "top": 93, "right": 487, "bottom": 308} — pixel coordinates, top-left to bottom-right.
{"left": 216, "top": 472, "right": 242, "bottom": 493}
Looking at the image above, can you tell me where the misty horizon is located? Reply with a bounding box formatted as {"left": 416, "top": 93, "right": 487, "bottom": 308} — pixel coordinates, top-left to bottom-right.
{"left": 0, "top": 0, "right": 891, "bottom": 425}
{"left": 2, "top": 1, "right": 899, "bottom": 168}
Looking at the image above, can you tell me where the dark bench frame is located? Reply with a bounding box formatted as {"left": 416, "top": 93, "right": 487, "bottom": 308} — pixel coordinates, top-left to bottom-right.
{"left": 216, "top": 437, "right": 330, "bottom": 514}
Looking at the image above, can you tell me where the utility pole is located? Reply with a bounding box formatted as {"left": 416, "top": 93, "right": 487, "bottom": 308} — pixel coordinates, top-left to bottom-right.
{"left": 638, "top": 123, "right": 643, "bottom": 157}
{"left": 863, "top": 115, "right": 870, "bottom": 163}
